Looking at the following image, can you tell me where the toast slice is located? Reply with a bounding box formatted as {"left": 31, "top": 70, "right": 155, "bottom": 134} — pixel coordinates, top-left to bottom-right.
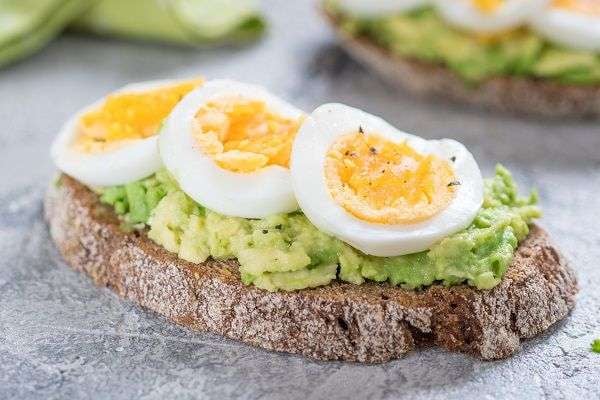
{"left": 324, "top": 11, "right": 600, "bottom": 119}
{"left": 44, "top": 175, "right": 578, "bottom": 363}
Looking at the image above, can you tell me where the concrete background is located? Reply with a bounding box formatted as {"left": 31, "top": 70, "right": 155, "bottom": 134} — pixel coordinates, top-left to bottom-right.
{"left": 1, "top": 1, "right": 599, "bottom": 399}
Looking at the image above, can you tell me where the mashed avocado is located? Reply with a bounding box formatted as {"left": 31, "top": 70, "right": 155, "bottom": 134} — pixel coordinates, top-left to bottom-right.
{"left": 328, "top": 3, "right": 600, "bottom": 85}
{"left": 100, "top": 165, "right": 540, "bottom": 292}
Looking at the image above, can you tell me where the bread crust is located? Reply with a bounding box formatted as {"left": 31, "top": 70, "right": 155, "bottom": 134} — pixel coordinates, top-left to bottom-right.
{"left": 324, "top": 12, "right": 600, "bottom": 118}
{"left": 44, "top": 175, "right": 578, "bottom": 363}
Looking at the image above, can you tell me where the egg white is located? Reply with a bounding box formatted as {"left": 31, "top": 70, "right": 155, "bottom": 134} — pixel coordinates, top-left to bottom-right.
{"left": 159, "top": 79, "right": 303, "bottom": 219}
{"left": 530, "top": 5, "right": 600, "bottom": 52}
{"left": 335, "top": 0, "right": 430, "bottom": 16}
{"left": 434, "top": 0, "right": 549, "bottom": 33}
{"left": 291, "top": 103, "right": 483, "bottom": 257}
{"left": 51, "top": 79, "right": 190, "bottom": 187}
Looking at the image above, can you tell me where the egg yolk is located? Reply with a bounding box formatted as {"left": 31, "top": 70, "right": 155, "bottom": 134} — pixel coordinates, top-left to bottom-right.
{"left": 470, "top": 0, "right": 517, "bottom": 43}
{"left": 74, "top": 79, "right": 203, "bottom": 153}
{"left": 193, "top": 98, "right": 303, "bottom": 173}
{"left": 552, "top": 0, "right": 600, "bottom": 15}
{"left": 325, "top": 131, "right": 458, "bottom": 225}
{"left": 472, "top": 0, "right": 503, "bottom": 13}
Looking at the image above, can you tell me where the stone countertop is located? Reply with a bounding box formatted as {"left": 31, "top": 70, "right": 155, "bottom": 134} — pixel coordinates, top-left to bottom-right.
{"left": 0, "top": 1, "right": 599, "bottom": 399}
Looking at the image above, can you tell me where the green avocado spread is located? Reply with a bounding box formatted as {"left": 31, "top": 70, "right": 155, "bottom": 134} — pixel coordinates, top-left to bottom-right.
{"left": 327, "top": 3, "right": 600, "bottom": 85}
{"left": 99, "top": 165, "right": 540, "bottom": 292}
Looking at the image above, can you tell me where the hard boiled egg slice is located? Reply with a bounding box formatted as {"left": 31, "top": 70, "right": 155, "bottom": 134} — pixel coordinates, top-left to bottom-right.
{"left": 434, "top": 0, "right": 549, "bottom": 33}
{"left": 159, "top": 80, "right": 304, "bottom": 218}
{"left": 291, "top": 103, "right": 483, "bottom": 257}
{"left": 531, "top": 0, "right": 600, "bottom": 51}
{"left": 334, "top": 0, "right": 430, "bottom": 16}
{"left": 52, "top": 78, "right": 202, "bottom": 187}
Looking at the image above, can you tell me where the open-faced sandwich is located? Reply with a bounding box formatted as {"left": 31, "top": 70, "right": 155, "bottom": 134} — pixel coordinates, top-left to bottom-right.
{"left": 45, "top": 78, "right": 578, "bottom": 363}
{"left": 324, "top": 0, "right": 600, "bottom": 118}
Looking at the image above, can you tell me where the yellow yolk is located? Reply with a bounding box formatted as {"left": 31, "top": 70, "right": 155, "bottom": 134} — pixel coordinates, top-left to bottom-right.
{"left": 472, "top": 0, "right": 503, "bottom": 13}
{"left": 325, "top": 132, "right": 457, "bottom": 225}
{"left": 553, "top": 0, "right": 600, "bottom": 15}
{"left": 193, "top": 99, "right": 302, "bottom": 173}
{"left": 469, "top": 0, "right": 517, "bottom": 43}
{"left": 74, "top": 79, "right": 203, "bottom": 153}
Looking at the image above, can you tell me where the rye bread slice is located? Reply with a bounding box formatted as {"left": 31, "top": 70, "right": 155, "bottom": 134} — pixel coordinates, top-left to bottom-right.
{"left": 44, "top": 175, "right": 578, "bottom": 363}
{"left": 324, "top": 11, "right": 600, "bottom": 119}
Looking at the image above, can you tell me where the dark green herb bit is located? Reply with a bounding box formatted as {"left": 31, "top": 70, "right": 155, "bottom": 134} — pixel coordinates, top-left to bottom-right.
{"left": 592, "top": 339, "right": 600, "bottom": 353}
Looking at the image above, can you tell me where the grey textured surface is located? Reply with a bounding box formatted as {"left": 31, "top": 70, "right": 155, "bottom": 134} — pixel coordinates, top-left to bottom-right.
{"left": 0, "top": 1, "right": 598, "bottom": 399}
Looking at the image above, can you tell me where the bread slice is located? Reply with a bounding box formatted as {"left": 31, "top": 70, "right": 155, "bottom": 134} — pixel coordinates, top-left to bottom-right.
{"left": 44, "top": 175, "right": 578, "bottom": 363}
{"left": 324, "top": 12, "right": 600, "bottom": 119}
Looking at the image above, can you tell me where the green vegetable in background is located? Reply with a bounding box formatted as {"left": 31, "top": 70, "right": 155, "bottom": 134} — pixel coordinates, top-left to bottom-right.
{"left": 72, "top": 0, "right": 265, "bottom": 46}
{"left": 0, "top": 0, "right": 95, "bottom": 68}
{"left": 0, "top": 0, "right": 265, "bottom": 68}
